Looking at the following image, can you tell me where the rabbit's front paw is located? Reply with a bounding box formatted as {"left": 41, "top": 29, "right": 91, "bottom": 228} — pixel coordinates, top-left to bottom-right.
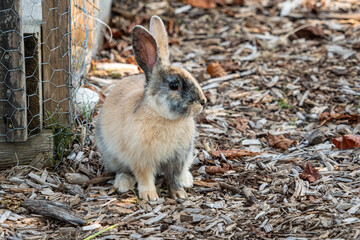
{"left": 170, "top": 188, "right": 187, "bottom": 199}
{"left": 139, "top": 189, "right": 159, "bottom": 201}
{"left": 114, "top": 173, "right": 136, "bottom": 192}
{"left": 180, "top": 170, "right": 193, "bottom": 188}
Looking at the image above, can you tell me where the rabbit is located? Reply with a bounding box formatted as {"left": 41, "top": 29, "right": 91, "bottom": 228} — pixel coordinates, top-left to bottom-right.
{"left": 95, "top": 15, "right": 206, "bottom": 201}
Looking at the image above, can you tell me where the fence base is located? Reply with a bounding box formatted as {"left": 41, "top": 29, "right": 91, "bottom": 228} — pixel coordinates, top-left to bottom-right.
{"left": 0, "top": 130, "right": 53, "bottom": 170}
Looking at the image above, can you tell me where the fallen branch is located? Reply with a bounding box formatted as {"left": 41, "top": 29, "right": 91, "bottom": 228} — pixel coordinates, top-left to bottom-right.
{"left": 21, "top": 199, "right": 86, "bottom": 226}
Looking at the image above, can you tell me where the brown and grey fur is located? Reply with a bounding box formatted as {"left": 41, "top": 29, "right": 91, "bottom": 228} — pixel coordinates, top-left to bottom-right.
{"left": 96, "top": 16, "right": 206, "bottom": 201}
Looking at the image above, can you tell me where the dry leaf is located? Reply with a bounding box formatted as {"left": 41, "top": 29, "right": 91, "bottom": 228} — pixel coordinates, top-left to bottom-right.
{"left": 220, "top": 60, "right": 242, "bottom": 72}
{"left": 205, "top": 163, "right": 233, "bottom": 175}
{"left": 319, "top": 112, "right": 348, "bottom": 121}
{"left": 303, "top": 0, "right": 325, "bottom": 14}
{"left": 268, "top": 133, "right": 296, "bottom": 150}
{"left": 90, "top": 60, "right": 98, "bottom": 68}
{"left": 227, "top": 0, "right": 245, "bottom": 5}
{"left": 332, "top": 134, "right": 360, "bottom": 150}
{"left": 168, "top": 18, "right": 174, "bottom": 34}
{"left": 223, "top": 9, "right": 236, "bottom": 16}
{"left": 196, "top": 112, "right": 212, "bottom": 124}
{"left": 168, "top": 37, "right": 180, "bottom": 45}
{"left": 185, "top": 0, "right": 217, "bottom": 9}
{"left": 319, "top": 112, "right": 359, "bottom": 124}
{"left": 185, "top": 0, "right": 242, "bottom": 8}
{"left": 126, "top": 56, "right": 136, "bottom": 64}
{"left": 212, "top": 149, "right": 260, "bottom": 159}
{"left": 207, "top": 62, "right": 227, "bottom": 77}
{"left": 295, "top": 25, "right": 325, "bottom": 39}
{"left": 102, "top": 39, "right": 117, "bottom": 50}
{"left": 299, "top": 162, "right": 320, "bottom": 183}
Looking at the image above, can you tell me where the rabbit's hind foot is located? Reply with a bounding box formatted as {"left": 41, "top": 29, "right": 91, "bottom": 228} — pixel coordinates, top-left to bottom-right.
{"left": 114, "top": 173, "right": 136, "bottom": 192}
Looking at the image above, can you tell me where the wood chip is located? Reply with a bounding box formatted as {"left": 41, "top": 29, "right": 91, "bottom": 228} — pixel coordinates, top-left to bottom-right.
{"left": 144, "top": 212, "right": 167, "bottom": 225}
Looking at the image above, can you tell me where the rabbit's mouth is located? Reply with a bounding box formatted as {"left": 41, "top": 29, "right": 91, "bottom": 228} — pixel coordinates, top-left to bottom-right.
{"left": 170, "top": 99, "right": 205, "bottom": 118}
{"left": 189, "top": 102, "right": 203, "bottom": 116}
{"left": 171, "top": 101, "right": 203, "bottom": 118}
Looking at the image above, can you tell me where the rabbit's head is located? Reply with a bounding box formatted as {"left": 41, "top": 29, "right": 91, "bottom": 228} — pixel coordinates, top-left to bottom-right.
{"left": 132, "top": 16, "right": 206, "bottom": 120}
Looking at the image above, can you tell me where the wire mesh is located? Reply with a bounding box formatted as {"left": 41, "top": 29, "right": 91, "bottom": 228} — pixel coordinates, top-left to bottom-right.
{"left": 0, "top": 0, "right": 101, "bottom": 146}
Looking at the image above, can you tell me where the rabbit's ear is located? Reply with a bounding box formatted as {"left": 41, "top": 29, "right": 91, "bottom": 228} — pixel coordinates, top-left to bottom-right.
{"left": 132, "top": 26, "right": 158, "bottom": 76}
{"left": 150, "top": 15, "right": 170, "bottom": 64}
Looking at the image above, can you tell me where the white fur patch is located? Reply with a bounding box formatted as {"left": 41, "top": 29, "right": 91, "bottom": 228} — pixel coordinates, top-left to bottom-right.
{"left": 180, "top": 170, "right": 193, "bottom": 188}
{"left": 147, "top": 93, "right": 179, "bottom": 120}
{"left": 114, "top": 173, "right": 136, "bottom": 192}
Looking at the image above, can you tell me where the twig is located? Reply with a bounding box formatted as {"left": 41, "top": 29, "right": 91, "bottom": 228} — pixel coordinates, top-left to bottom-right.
{"left": 83, "top": 216, "right": 136, "bottom": 240}
{"left": 112, "top": 7, "right": 173, "bottom": 22}
{"left": 242, "top": 186, "right": 259, "bottom": 205}
{"left": 219, "top": 183, "right": 259, "bottom": 204}
{"left": 318, "top": 12, "right": 360, "bottom": 20}
{"left": 83, "top": 175, "right": 114, "bottom": 186}
{"left": 28, "top": 172, "right": 59, "bottom": 189}
{"left": 299, "top": 90, "right": 310, "bottom": 107}
{"left": 9, "top": 188, "right": 38, "bottom": 193}
{"left": 201, "top": 68, "right": 257, "bottom": 90}
{"left": 281, "top": 23, "right": 313, "bottom": 41}
{"left": 201, "top": 73, "right": 241, "bottom": 87}
{"left": 83, "top": 223, "right": 118, "bottom": 240}
{"left": 219, "top": 182, "right": 242, "bottom": 194}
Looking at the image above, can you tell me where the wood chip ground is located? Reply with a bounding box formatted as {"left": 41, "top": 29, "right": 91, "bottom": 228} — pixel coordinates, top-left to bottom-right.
{"left": 1, "top": 0, "right": 360, "bottom": 239}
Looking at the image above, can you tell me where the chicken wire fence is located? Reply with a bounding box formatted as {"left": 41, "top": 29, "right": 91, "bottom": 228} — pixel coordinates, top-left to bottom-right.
{"left": 0, "top": 0, "right": 101, "bottom": 148}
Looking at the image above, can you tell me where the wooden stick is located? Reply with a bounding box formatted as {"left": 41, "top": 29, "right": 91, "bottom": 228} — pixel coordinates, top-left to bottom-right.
{"left": 219, "top": 183, "right": 259, "bottom": 204}
{"left": 219, "top": 182, "right": 242, "bottom": 194}
{"left": 112, "top": 7, "right": 173, "bottom": 22}
{"left": 83, "top": 175, "right": 115, "bottom": 186}
{"left": 242, "top": 186, "right": 259, "bottom": 204}
{"left": 201, "top": 74, "right": 241, "bottom": 87}
{"left": 21, "top": 199, "right": 86, "bottom": 226}
{"left": 9, "top": 188, "right": 38, "bottom": 193}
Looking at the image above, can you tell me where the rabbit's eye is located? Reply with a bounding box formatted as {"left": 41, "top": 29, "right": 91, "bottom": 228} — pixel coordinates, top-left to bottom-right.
{"left": 169, "top": 81, "right": 179, "bottom": 91}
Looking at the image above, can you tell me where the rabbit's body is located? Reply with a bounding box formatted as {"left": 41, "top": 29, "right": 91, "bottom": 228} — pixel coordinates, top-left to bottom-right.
{"left": 97, "top": 74, "right": 195, "bottom": 174}
{"left": 96, "top": 16, "right": 206, "bottom": 201}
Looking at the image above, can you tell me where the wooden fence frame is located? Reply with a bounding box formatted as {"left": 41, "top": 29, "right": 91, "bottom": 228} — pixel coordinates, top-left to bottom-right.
{"left": 0, "top": 0, "right": 72, "bottom": 169}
